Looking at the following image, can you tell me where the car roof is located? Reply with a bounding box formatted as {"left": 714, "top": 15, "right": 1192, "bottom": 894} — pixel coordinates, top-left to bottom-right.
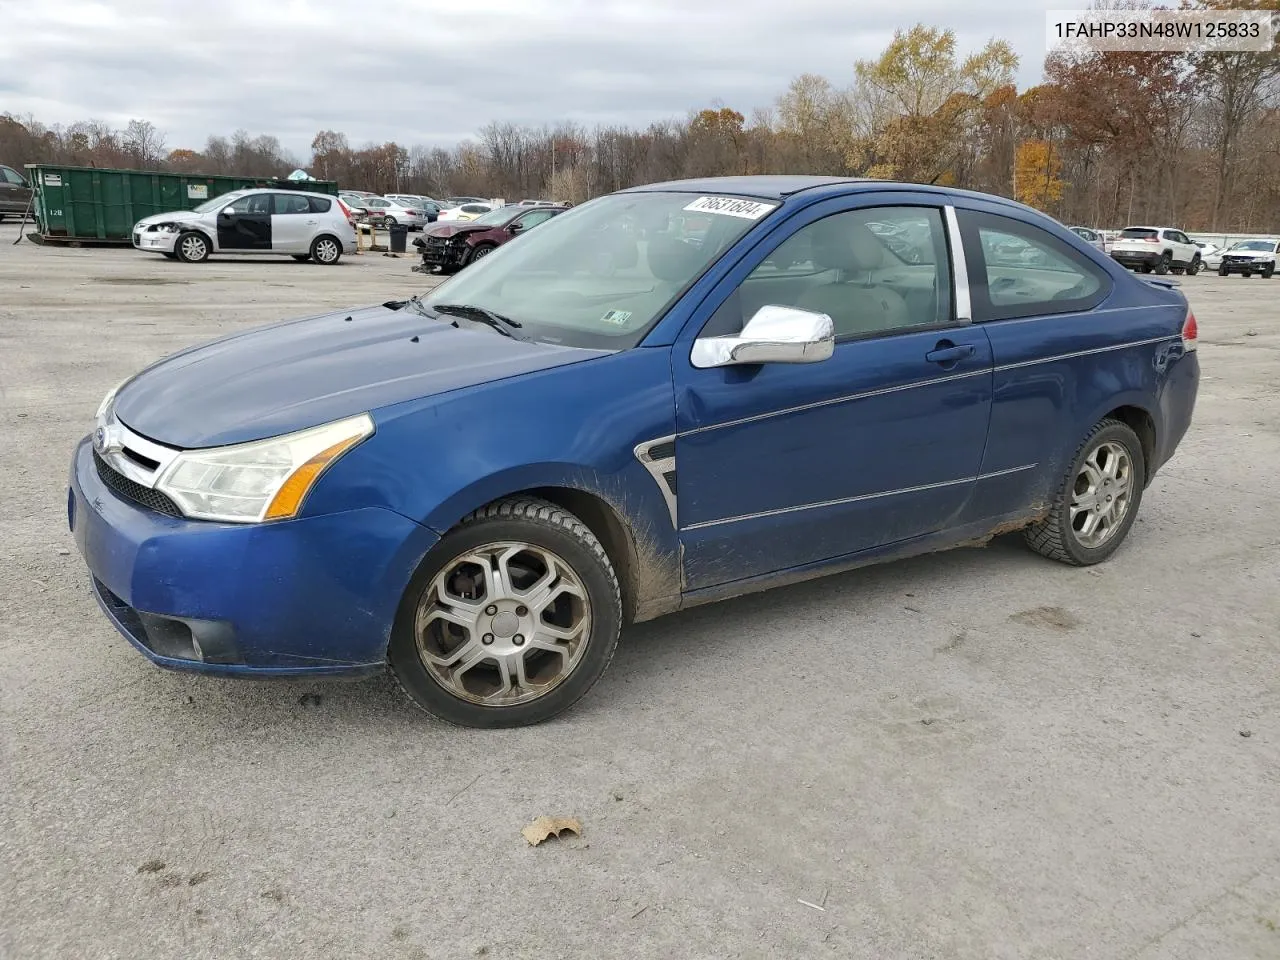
{"left": 621, "top": 175, "right": 1067, "bottom": 220}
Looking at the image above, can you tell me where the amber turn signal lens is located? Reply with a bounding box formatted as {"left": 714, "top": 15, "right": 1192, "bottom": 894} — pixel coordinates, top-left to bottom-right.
{"left": 263, "top": 435, "right": 366, "bottom": 520}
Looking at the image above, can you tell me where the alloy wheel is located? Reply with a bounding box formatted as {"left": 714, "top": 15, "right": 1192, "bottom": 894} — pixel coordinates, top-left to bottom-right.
{"left": 314, "top": 238, "right": 339, "bottom": 263}
{"left": 414, "top": 542, "right": 592, "bottom": 706}
{"left": 1070, "top": 440, "right": 1133, "bottom": 548}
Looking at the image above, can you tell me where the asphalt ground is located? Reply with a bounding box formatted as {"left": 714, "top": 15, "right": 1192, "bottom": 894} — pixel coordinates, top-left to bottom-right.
{"left": 2, "top": 221, "right": 1277, "bottom": 959}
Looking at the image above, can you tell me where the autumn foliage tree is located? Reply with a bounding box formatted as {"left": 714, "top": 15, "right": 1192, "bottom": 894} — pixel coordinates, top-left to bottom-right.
{"left": 1014, "top": 140, "right": 1066, "bottom": 209}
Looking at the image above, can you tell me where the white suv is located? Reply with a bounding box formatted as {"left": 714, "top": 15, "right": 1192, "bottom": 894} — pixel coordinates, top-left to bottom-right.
{"left": 1110, "top": 226, "right": 1202, "bottom": 275}
{"left": 132, "top": 189, "right": 357, "bottom": 264}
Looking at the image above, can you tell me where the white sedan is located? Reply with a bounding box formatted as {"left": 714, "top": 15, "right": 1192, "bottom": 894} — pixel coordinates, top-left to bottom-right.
{"left": 437, "top": 202, "right": 495, "bottom": 223}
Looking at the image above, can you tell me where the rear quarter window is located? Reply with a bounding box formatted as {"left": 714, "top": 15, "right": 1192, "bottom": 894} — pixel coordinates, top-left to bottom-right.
{"left": 308, "top": 196, "right": 332, "bottom": 213}
{"left": 958, "top": 210, "right": 1113, "bottom": 322}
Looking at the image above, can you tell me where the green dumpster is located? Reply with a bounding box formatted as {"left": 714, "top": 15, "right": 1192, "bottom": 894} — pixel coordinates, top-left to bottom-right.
{"left": 25, "top": 165, "right": 339, "bottom": 243}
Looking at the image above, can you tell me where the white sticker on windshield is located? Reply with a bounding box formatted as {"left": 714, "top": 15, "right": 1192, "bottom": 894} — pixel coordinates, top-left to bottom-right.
{"left": 683, "top": 196, "right": 777, "bottom": 220}
{"left": 600, "top": 310, "right": 633, "bottom": 326}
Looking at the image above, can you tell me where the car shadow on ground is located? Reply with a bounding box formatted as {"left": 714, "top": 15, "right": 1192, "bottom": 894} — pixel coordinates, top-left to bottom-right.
{"left": 130, "top": 536, "right": 1035, "bottom": 733}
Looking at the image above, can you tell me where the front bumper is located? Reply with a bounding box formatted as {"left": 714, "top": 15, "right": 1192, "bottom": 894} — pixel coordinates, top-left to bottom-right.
{"left": 132, "top": 229, "right": 179, "bottom": 253}
{"left": 414, "top": 236, "right": 468, "bottom": 269}
{"left": 68, "top": 438, "right": 438, "bottom": 677}
{"left": 1217, "top": 257, "right": 1273, "bottom": 275}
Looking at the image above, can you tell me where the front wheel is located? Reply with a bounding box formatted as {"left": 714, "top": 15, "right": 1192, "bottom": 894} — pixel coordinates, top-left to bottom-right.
{"left": 465, "top": 243, "right": 495, "bottom": 266}
{"left": 1023, "top": 418, "right": 1145, "bottom": 566}
{"left": 1186, "top": 257, "right": 1202, "bottom": 276}
{"left": 389, "top": 498, "right": 622, "bottom": 727}
{"left": 175, "top": 231, "right": 210, "bottom": 263}
{"left": 1262, "top": 263, "right": 1275, "bottom": 279}
{"left": 310, "top": 235, "right": 342, "bottom": 265}
{"left": 1219, "top": 265, "right": 1229, "bottom": 277}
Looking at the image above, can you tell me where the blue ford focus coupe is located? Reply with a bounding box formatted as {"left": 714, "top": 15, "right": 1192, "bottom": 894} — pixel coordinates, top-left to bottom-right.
{"left": 70, "top": 177, "right": 1199, "bottom": 726}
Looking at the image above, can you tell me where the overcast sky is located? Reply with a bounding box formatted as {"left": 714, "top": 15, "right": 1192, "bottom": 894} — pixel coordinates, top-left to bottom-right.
{"left": 1, "top": 0, "right": 1063, "bottom": 159}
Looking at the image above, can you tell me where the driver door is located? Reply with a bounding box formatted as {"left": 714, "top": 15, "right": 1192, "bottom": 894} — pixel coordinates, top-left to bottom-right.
{"left": 216, "top": 193, "right": 272, "bottom": 251}
{"left": 671, "top": 197, "right": 994, "bottom": 591}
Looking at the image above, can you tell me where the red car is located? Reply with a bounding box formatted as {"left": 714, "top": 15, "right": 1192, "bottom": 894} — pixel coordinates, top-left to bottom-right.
{"left": 413, "top": 204, "right": 566, "bottom": 272}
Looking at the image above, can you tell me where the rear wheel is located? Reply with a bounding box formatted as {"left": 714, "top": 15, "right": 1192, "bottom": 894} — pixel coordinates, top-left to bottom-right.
{"left": 1023, "top": 418, "right": 1145, "bottom": 566}
{"left": 1243, "top": 271, "right": 1253, "bottom": 278}
{"left": 1154, "top": 252, "right": 1171, "bottom": 275}
{"left": 384, "top": 216, "right": 397, "bottom": 227}
{"left": 388, "top": 497, "right": 622, "bottom": 727}
{"left": 1186, "top": 257, "right": 1202, "bottom": 276}
{"left": 175, "top": 231, "right": 210, "bottom": 263}
{"left": 310, "top": 235, "right": 341, "bottom": 265}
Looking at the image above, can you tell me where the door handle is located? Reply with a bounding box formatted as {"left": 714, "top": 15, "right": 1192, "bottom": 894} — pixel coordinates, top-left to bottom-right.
{"left": 925, "top": 342, "right": 975, "bottom": 365}
{"left": 306, "top": 219, "right": 317, "bottom": 224}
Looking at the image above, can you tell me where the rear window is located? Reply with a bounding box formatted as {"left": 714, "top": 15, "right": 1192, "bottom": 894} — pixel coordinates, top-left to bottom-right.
{"left": 1120, "top": 228, "right": 1158, "bottom": 240}
{"left": 308, "top": 196, "right": 332, "bottom": 214}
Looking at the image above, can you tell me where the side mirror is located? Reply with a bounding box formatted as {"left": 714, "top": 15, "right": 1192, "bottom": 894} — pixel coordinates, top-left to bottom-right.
{"left": 220, "top": 206, "right": 235, "bottom": 217}
{"left": 508, "top": 221, "right": 523, "bottom": 233}
{"left": 690, "top": 305, "right": 834, "bottom": 369}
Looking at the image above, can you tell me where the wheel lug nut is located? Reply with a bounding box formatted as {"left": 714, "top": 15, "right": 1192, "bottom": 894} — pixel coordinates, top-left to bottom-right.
{"left": 513, "top": 634, "right": 525, "bottom": 646}
{"left": 516, "top": 605, "right": 528, "bottom": 616}
{"left": 482, "top": 633, "right": 494, "bottom": 645}
{"left": 485, "top": 605, "right": 497, "bottom": 615}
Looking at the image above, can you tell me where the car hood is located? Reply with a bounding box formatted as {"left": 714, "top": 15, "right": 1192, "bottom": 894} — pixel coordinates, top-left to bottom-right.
{"left": 415, "top": 223, "right": 490, "bottom": 245}
{"left": 113, "top": 303, "right": 608, "bottom": 448}
{"left": 1223, "top": 250, "right": 1275, "bottom": 259}
{"left": 135, "top": 210, "right": 204, "bottom": 227}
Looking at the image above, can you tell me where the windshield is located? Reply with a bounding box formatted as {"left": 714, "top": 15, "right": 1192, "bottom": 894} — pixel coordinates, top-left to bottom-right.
{"left": 1230, "top": 240, "right": 1275, "bottom": 252}
{"left": 194, "top": 191, "right": 245, "bottom": 213}
{"left": 421, "top": 191, "right": 773, "bottom": 349}
{"left": 468, "top": 206, "right": 520, "bottom": 227}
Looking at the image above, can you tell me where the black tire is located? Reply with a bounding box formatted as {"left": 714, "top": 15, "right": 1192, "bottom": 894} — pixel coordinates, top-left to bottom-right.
{"left": 465, "top": 243, "right": 496, "bottom": 266}
{"left": 1154, "top": 252, "right": 1171, "bottom": 275}
{"left": 1186, "top": 257, "right": 1202, "bottom": 276}
{"left": 1263, "top": 263, "right": 1275, "bottom": 279}
{"left": 384, "top": 216, "right": 397, "bottom": 227}
{"left": 1219, "top": 265, "right": 1229, "bottom": 277}
{"left": 1023, "top": 418, "right": 1146, "bottom": 566}
{"left": 1243, "top": 271, "right": 1252, "bottom": 278}
{"left": 0, "top": 214, "right": 5, "bottom": 222}
{"left": 175, "top": 231, "right": 210, "bottom": 263}
{"left": 1140, "top": 264, "right": 1153, "bottom": 274}
{"left": 291, "top": 254, "right": 311, "bottom": 262}
{"left": 310, "top": 234, "right": 342, "bottom": 265}
{"left": 388, "top": 497, "right": 622, "bottom": 727}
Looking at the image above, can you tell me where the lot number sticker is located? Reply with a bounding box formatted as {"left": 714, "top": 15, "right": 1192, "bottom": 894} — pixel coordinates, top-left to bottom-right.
{"left": 683, "top": 196, "right": 777, "bottom": 219}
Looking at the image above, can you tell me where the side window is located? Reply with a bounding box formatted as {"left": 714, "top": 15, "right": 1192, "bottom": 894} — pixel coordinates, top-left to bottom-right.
{"left": 273, "top": 193, "right": 311, "bottom": 215}
{"left": 307, "top": 196, "right": 332, "bottom": 214}
{"left": 515, "top": 210, "right": 556, "bottom": 230}
{"left": 703, "top": 206, "right": 953, "bottom": 340}
{"left": 1, "top": 166, "right": 25, "bottom": 185}
{"left": 958, "top": 210, "right": 1111, "bottom": 321}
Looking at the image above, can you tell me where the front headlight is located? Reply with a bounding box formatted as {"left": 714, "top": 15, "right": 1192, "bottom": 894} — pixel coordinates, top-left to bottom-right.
{"left": 95, "top": 379, "right": 128, "bottom": 423}
{"left": 155, "top": 414, "right": 374, "bottom": 523}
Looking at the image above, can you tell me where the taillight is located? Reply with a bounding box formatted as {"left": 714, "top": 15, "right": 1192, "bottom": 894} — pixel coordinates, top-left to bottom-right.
{"left": 1144, "top": 237, "right": 1159, "bottom": 243}
{"left": 406, "top": 209, "right": 420, "bottom": 216}
{"left": 1182, "top": 309, "right": 1198, "bottom": 351}
{"left": 337, "top": 198, "right": 354, "bottom": 222}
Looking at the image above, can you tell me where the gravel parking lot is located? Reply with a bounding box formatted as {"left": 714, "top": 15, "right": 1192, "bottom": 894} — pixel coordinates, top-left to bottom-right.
{"left": 3, "top": 222, "right": 1278, "bottom": 960}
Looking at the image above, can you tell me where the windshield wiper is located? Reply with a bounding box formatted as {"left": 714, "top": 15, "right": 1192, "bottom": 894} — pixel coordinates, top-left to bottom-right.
{"left": 432, "top": 303, "right": 523, "bottom": 337}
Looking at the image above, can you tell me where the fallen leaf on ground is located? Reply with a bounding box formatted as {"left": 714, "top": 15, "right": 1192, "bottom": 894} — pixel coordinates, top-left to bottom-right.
{"left": 522, "top": 816, "right": 582, "bottom": 846}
